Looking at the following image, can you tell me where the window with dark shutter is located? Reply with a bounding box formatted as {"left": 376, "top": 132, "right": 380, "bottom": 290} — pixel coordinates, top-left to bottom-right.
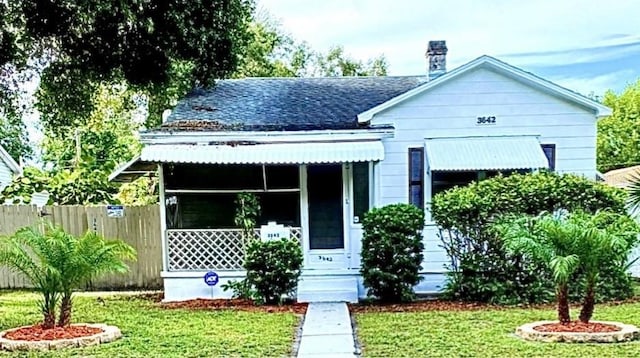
{"left": 408, "top": 148, "right": 424, "bottom": 208}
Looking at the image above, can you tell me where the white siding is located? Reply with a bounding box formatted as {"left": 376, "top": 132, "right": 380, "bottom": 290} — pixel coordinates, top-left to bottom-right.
{"left": 0, "top": 160, "right": 13, "bottom": 193}
{"left": 370, "top": 67, "right": 599, "bottom": 274}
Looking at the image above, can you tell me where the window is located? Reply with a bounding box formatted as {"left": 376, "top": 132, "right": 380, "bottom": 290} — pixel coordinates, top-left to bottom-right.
{"left": 408, "top": 148, "right": 424, "bottom": 208}
{"left": 164, "top": 164, "right": 301, "bottom": 229}
{"left": 353, "top": 162, "right": 370, "bottom": 223}
{"left": 541, "top": 144, "right": 556, "bottom": 171}
{"left": 432, "top": 171, "right": 480, "bottom": 197}
{"left": 431, "top": 170, "right": 528, "bottom": 197}
{"left": 168, "top": 192, "right": 300, "bottom": 229}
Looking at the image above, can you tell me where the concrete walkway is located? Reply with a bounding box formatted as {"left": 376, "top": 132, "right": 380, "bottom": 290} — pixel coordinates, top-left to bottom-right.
{"left": 297, "top": 302, "right": 357, "bottom": 357}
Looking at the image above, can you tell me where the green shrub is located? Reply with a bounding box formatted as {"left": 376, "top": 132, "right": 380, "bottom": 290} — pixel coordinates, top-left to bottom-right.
{"left": 431, "top": 171, "right": 630, "bottom": 304}
{"left": 220, "top": 279, "right": 260, "bottom": 302}
{"left": 360, "top": 203, "right": 425, "bottom": 302}
{"left": 231, "top": 238, "right": 303, "bottom": 305}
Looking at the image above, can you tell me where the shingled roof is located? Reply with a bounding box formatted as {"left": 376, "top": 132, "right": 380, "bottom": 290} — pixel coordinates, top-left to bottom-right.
{"left": 161, "top": 76, "right": 424, "bottom": 131}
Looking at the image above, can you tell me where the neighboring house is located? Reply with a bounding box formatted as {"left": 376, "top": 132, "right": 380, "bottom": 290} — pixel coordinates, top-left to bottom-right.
{"left": 603, "top": 165, "right": 640, "bottom": 277}
{"left": 0, "top": 145, "right": 50, "bottom": 207}
{"left": 603, "top": 165, "right": 640, "bottom": 189}
{"left": 0, "top": 144, "right": 21, "bottom": 193}
{"left": 111, "top": 41, "right": 611, "bottom": 302}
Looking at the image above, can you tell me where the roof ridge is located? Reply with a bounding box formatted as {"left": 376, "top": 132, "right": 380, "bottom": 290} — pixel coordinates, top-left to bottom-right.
{"left": 219, "top": 75, "right": 425, "bottom": 81}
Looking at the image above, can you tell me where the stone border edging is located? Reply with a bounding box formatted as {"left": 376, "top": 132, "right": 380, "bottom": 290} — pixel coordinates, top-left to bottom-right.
{"left": 516, "top": 320, "right": 640, "bottom": 343}
{"left": 0, "top": 324, "right": 122, "bottom": 351}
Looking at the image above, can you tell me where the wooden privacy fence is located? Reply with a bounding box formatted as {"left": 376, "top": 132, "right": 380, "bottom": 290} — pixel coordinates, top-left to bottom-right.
{"left": 0, "top": 205, "right": 162, "bottom": 290}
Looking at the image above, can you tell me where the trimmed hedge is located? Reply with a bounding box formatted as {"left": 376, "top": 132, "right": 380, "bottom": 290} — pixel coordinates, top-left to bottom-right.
{"left": 360, "top": 203, "right": 425, "bottom": 302}
{"left": 431, "top": 171, "right": 631, "bottom": 304}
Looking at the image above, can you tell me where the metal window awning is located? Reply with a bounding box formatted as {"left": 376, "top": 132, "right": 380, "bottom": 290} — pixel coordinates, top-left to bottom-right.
{"left": 424, "top": 136, "right": 549, "bottom": 171}
{"left": 109, "top": 140, "right": 384, "bottom": 182}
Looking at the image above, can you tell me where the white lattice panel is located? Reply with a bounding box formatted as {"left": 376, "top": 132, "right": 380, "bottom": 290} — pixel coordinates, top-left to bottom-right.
{"left": 167, "top": 227, "right": 302, "bottom": 271}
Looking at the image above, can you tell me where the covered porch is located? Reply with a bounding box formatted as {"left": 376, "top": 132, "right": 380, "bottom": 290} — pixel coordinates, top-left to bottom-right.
{"left": 111, "top": 137, "right": 384, "bottom": 301}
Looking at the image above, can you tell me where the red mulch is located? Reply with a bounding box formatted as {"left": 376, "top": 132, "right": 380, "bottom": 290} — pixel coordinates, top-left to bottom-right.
{"left": 533, "top": 321, "right": 621, "bottom": 333}
{"left": 3, "top": 325, "right": 103, "bottom": 341}
{"left": 161, "top": 298, "right": 308, "bottom": 314}
{"left": 349, "top": 300, "right": 505, "bottom": 313}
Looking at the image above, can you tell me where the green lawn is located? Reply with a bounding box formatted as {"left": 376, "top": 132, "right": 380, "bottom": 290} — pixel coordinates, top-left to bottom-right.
{"left": 0, "top": 291, "right": 300, "bottom": 358}
{"left": 355, "top": 303, "right": 640, "bottom": 357}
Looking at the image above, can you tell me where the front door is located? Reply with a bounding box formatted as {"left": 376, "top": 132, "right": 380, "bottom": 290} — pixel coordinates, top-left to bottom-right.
{"left": 305, "top": 164, "right": 347, "bottom": 269}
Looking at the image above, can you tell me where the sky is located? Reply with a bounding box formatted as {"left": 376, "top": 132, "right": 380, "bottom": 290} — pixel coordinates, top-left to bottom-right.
{"left": 259, "top": 0, "right": 640, "bottom": 97}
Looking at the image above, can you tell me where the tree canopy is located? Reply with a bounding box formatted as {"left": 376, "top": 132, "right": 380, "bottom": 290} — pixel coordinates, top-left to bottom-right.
{"left": 597, "top": 79, "right": 640, "bottom": 173}
{"left": 0, "top": 4, "right": 389, "bottom": 205}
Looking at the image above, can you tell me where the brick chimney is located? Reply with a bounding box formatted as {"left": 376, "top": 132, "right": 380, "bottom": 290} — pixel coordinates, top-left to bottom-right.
{"left": 426, "top": 41, "right": 447, "bottom": 80}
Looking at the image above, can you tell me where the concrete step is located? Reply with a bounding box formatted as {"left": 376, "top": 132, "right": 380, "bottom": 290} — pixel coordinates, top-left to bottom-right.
{"left": 297, "top": 276, "right": 358, "bottom": 303}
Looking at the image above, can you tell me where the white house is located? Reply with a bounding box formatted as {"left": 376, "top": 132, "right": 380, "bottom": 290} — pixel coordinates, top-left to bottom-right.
{"left": 0, "top": 144, "right": 21, "bottom": 193}
{"left": 111, "top": 41, "right": 611, "bottom": 302}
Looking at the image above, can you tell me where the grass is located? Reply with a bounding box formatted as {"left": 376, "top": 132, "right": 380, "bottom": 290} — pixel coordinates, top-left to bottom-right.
{"left": 355, "top": 302, "right": 640, "bottom": 357}
{"left": 0, "top": 291, "right": 300, "bottom": 358}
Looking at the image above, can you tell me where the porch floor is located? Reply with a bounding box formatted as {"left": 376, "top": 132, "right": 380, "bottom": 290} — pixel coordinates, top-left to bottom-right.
{"left": 297, "top": 302, "right": 357, "bottom": 357}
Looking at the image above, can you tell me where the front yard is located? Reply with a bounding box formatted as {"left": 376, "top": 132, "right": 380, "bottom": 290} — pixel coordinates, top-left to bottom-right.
{"left": 0, "top": 291, "right": 300, "bottom": 357}
{"left": 354, "top": 301, "right": 640, "bottom": 357}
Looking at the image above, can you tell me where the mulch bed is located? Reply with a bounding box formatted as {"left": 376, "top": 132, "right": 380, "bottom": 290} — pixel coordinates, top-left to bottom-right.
{"left": 161, "top": 298, "right": 308, "bottom": 314}
{"left": 3, "top": 325, "right": 103, "bottom": 341}
{"left": 533, "top": 321, "right": 622, "bottom": 333}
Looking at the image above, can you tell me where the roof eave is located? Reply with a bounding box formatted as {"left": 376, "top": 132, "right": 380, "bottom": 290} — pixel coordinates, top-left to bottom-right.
{"left": 139, "top": 127, "right": 395, "bottom": 145}
{"left": 0, "top": 145, "right": 22, "bottom": 175}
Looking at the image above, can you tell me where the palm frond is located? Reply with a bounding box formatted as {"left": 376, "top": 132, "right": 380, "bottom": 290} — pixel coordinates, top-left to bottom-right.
{"left": 549, "top": 255, "right": 579, "bottom": 284}
{"left": 628, "top": 174, "right": 640, "bottom": 215}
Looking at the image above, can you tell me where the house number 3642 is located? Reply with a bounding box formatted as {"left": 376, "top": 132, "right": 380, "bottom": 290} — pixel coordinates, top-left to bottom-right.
{"left": 477, "top": 116, "right": 496, "bottom": 124}
{"left": 318, "top": 255, "right": 333, "bottom": 262}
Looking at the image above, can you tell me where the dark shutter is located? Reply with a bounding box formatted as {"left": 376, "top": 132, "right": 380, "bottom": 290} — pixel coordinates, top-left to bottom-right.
{"left": 541, "top": 144, "right": 556, "bottom": 171}
{"left": 408, "top": 148, "right": 424, "bottom": 208}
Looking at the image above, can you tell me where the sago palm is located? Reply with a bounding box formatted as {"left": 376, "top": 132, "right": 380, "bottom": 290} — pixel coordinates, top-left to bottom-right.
{"left": 0, "top": 226, "right": 62, "bottom": 328}
{"left": 0, "top": 222, "right": 136, "bottom": 328}
{"left": 497, "top": 211, "right": 581, "bottom": 324}
{"left": 47, "top": 226, "right": 137, "bottom": 327}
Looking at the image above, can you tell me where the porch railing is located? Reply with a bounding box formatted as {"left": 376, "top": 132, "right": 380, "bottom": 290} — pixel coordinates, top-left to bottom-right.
{"left": 166, "top": 227, "right": 302, "bottom": 271}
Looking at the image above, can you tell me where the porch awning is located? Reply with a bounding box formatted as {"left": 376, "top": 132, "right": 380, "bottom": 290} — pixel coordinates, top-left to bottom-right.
{"left": 109, "top": 140, "right": 384, "bottom": 182}
{"left": 424, "top": 136, "right": 549, "bottom": 171}
{"left": 108, "top": 156, "right": 157, "bottom": 183}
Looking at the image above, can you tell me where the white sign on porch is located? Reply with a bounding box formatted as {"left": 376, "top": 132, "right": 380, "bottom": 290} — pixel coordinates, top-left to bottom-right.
{"left": 260, "top": 221, "right": 290, "bottom": 241}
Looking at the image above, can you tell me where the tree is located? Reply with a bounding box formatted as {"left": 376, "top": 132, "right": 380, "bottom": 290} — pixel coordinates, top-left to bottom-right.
{"left": 314, "top": 46, "right": 388, "bottom": 77}
{"left": 499, "top": 211, "right": 580, "bottom": 324}
{"left": 0, "top": 64, "right": 34, "bottom": 162}
{"left": 0, "top": 223, "right": 136, "bottom": 328}
{"left": 2, "top": 5, "right": 389, "bottom": 205}
{"left": 0, "top": 225, "right": 60, "bottom": 328}
{"left": 573, "top": 211, "right": 637, "bottom": 323}
{"left": 1, "top": 0, "right": 255, "bottom": 131}
{"left": 498, "top": 210, "right": 638, "bottom": 324}
{"left": 232, "top": 15, "right": 388, "bottom": 79}
{"left": 1, "top": 82, "right": 141, "bottom": 205}
{"left": 597, "top": 79, "right": 640, "bottom": 172}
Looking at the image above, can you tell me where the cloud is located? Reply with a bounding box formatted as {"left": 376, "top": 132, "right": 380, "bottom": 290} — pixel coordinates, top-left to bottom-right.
{"left": 260, "top": 0, "right": 640, "bottom": 94}
{"left": 550, "top": 70, "right": 636, "bottom": 97}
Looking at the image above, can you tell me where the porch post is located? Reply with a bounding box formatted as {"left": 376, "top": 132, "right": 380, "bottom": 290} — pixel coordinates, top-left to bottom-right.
{"left": 158, "top": 164, "right": 168, "bottom": 272}
{"left": 299, "top": 165, "right": 309, "bottom": 268}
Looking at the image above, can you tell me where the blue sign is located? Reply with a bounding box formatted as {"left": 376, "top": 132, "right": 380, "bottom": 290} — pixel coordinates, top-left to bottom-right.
{"left": 204, "top": 271, "right": 219, "bottom": 287}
